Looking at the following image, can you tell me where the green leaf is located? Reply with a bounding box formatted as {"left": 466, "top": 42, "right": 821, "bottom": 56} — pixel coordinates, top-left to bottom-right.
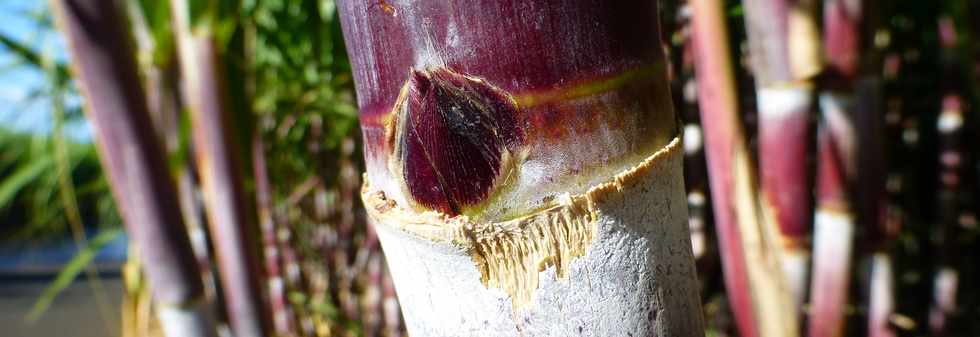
{"left": 25, "top": 227, "right": 124, "bottom": 322}
{"left": 0, "top": 154, "right": 54, "bottom": 209}
{"left": 728, "top": 4, "right": 743, "bottom": 17}
{"left": 133, "top": 0, "right": 175, "bottom": 67}
{"left": 0, "top": 32, "right": 41, "bottom": 67}
{"left": 0, "top": 32, "right": 71, "bottom": 84}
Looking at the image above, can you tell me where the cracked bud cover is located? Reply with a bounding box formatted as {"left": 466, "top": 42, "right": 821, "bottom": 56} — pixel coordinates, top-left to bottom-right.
{"left": 389, "top": 68, "right": 524, "bottom": 215}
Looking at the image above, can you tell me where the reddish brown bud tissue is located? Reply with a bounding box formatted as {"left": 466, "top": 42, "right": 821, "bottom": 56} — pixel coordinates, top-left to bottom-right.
{"left": 388, "top": 67, "right": 523, "bottom": 215}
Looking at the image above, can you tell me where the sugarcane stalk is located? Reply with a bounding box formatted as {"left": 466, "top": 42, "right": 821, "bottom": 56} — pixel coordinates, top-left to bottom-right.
{"left": 810, "top": 80, "right": 888, "bottom": 337}
{"left": 170, "top": 1, "right": 270, "bottom": 336}
{"left": 929, "top": 18, "right": 967, "bottom": 334}
{"left": 253, "top": 134, "right": 296, "bottom": 336}
{"left": 49, "top": 1, "right": 215, "bottom": 336}
{"left": 863, "top": 50, "right": 908, "bottom": 337}
{"left": 684, "top": 120, "right": 710, "bottom": 262}
{"left": 670, "top": 5, "right": 712, "bottom": 263}
{"left": 338, "top": 0, "right": 703, "bottom": 335}
{"left": 361, "top": 244, "right": 384, "bottom": 337}
{"left": 740, "top": 0, "right": 822, "bottom": 313}
{"left": 688, "top": 0, "right": 800, "bottom": 336}
{"left": 929, "top": 267, "right": 958, "bottom": 336}
{"left": 809, "top": 1, "right": 864, "bottom": 336}
{"left": 381, "top": 264, "right": 404, "bottom": 337}
{"left": 126, "top": 0, "right": 216, "bottom": 296}
{"left": 688, "top": 2, "right": 756, "bottom": 336}
{"left": 853, "top": 77, "right": 889, "bottom": 337}
{"left": 845, "top": 5, "right": 892, "bottom": 337}
{"left": 868, "top": 251, "right": 895, "bottom": 337}
{"left": 274, "top": 202, "right": 314, "bottom": 337}
{"left": 809, "top": 93, "right": 857, "bottom": 337}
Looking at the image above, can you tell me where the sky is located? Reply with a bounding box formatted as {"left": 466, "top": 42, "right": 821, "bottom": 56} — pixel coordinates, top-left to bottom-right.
{"left": 0, "top": 2, "right": 91, "bottom": 141}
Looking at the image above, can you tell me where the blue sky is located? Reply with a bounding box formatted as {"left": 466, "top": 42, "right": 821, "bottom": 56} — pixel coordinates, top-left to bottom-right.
{"left": 0, "top": 2, "right": 91, "bottom": 141}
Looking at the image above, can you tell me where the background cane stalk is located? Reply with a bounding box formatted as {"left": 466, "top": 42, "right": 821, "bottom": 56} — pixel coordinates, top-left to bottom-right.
{"left": 689, "top": 0, "right": 800, "bottom": 336}
{"left": 740, "top": 0, "right": 822, "bottom": 315}
{"left": 170, "top": 1, "right": 270, "bottom": 336}
{"left": 808, "top": 0, "right": 864, "bottom": 336}
{"left": 49, "top": 1, "right": 217, "bottom": 336}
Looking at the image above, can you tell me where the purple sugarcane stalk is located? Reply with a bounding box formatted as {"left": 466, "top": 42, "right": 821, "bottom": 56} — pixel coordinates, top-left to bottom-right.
{"left": 382, "top": 265, "right": 404, "bottom": 337}
{"left": 854, "top": 77, "right": 889, "bottom": 337}
{"left": 339, "top": 0, "right": 678, "bottom": 217}
{"left": 867, "top": 52, "right": 906, "bottom": 337}
{"left": 809, "top": 95, "right": 856, "bottom": 337}
{"left": 689, "top": 1, "right": 799, "bottom": 336}
{"left": 252, "top": 134, "right": 295, "bottom": 336}
{"left": 929, "top": 17, "right": 966, "bottom": 336}
{"left": 50, "top": 1, "right": 215, "bottom": 336}
{"left": 672, "top": 4, "right": 712, "bottom": 263}
{"left": 126, "top": 1, "right": 216, "bottom": 296}
{"left": 339, "top": 0, "right": 701, "bottom": 335}
{"left": 171, "top": 1, "right": 270, "bottom": 336}
{"left": 688, "top": 0, "right": 757, "bottom": 335}
{"left": 809, "top": 1, "right": 863, "bottom": 336}
{"left": 741, "top": 0, "right": 822, "bottom": 316}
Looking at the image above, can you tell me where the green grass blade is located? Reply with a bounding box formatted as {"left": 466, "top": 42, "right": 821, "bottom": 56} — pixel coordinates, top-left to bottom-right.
{"left": 24, "top": 227, "right": 123, "bottom": 322}
{"left": 0, "top": 31, "right": 71, "bottom": 83}
{"left": 0, "top": 154, "right": 54, "bottom": 209}
{"left": 0, "top": 32, "right": 42, "bottom": 67}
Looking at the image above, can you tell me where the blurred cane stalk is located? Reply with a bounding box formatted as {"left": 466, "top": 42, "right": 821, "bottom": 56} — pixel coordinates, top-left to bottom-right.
{"left": 689, "top": 0, "right": 801, "bottom": 336}
{"left": 49, "top": 1, "right": 217, "bottom": 336}
{"left": 741, "top": 0, "right": 822, "bottom": 318}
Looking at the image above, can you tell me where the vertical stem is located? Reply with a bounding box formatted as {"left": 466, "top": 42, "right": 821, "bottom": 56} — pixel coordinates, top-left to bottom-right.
{"left": 688, "top": 1, "right": 756, "bottom": 335}
{"left": 868, "top": 252, "right": 895, "bottom": 337}
{"left": 171, "top": 1, "right": 270, "bottom": 336}
{"left": 357, "top": 222, "right": 385, "bottom": 336}
{"left": 855, "top": 78, "right": 890, "bottom": 337}
{"left": 929, "top": 18, "right": 966, "bottom": 334}
{"left": 382, "top": 264, "right": 404, "bottom": 337}
{"left": 809, "top": 1, "right": 864, "bottom": 336}
{"left": 253, "top": 133, "right": 295, "bottom": 336}
{"left": 809, "top": 100, "right": 856, "bottom": 337}
{"left": 740, "top": 0, "right": 821, "bottom": 312}
{"left": 674, "top": 5, "right": 712, "bottom": 263}
{"left": 339, "top": 0, "right": 701, "bottom": 335}
{"left": 45, "top": 54, "right": 116, "bottom": 334}
{"left": 276, "top": 203, "right": 313, "bottom": 336}
{"left": 689, "top": 1, "right": 797, "bottom": 337}
{"left": 126, "top": 0, "right": 216, "bottom": 295}
{"left": 49, "top": 1, "right": 215, "bottom": 336}
{"left": 867, "top": 51, "right": 905, "bottom": 337}
{"left": 337, "top": 135, "right": 360, "bottom": 323}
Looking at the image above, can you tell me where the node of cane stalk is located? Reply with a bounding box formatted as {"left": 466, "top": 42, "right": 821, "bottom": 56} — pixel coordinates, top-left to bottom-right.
{"left": 386, "top": 67, "right": 524, "bottom": 217}
{"left": 366, "top": 137, "right": 683, "bottom": 309}
{"left": 375, "top": 65, "right": 681, "bottom": 310}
